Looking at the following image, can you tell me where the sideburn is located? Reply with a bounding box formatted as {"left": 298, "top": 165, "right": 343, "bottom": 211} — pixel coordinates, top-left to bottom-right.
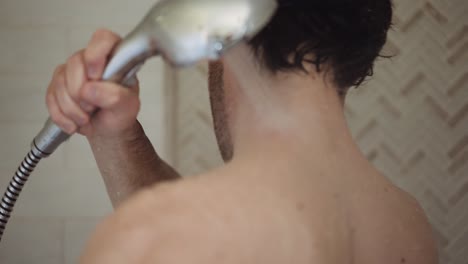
{"left": 208, "top": 62, "right": 234, "bottom": 162}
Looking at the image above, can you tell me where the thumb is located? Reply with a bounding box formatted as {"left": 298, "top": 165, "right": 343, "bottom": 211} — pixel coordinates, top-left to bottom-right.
{"left": 81, "top": 81, "right": 139, "bottom": 111}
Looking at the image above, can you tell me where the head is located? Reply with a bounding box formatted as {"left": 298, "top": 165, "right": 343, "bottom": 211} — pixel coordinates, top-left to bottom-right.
{"left": 209, "top": 0, "right": 393, "bottom": 161}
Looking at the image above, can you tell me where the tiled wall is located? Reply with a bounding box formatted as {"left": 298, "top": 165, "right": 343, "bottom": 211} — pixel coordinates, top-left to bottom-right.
{"left": 0, "top": 0, "right": 168, "bottom": 263}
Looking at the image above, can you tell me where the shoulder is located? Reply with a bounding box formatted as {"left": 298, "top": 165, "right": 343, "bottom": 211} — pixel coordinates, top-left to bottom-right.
{"left": 79, "top": 178, "right": 245, "bottom": 263}
{"left": 369, "top": 182, "right": 439, "bottom": 264}
{"left": 80, "top": 178, "right": 207, "bottom": 264}
{"left": 394, "top": 188, "right": 439, "bottom": 264}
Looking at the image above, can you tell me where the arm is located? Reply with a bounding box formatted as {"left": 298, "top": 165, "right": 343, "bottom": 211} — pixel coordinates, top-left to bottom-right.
{"left": 88, "top": 121, "right": 180, "bottom": 207}
{"left": 45, "top": 29, "right": 180, "bottom": 207}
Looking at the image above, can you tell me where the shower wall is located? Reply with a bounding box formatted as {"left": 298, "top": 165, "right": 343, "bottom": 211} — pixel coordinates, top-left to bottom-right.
{"left": 168, "top": 1, "right": 468, "bottom": 263}
{"left": 0, "top": 0, "right": 168, "bottom": 263}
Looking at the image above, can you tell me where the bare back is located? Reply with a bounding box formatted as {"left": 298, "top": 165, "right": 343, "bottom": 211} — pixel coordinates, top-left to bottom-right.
{"left": 80, "top": 163, "right": 437, "bottom": 264}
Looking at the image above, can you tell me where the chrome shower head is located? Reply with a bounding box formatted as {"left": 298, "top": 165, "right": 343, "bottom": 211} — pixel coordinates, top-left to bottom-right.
{"left": 142, "top": 0, "right": 278, "bottom": 65}
{"left": 103, "top": 0, "right": 278, "bottom": 83}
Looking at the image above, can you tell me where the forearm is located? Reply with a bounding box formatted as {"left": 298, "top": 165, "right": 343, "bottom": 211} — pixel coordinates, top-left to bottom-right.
{"left": 87, "top": 121, "right": 180, "bottom": 207}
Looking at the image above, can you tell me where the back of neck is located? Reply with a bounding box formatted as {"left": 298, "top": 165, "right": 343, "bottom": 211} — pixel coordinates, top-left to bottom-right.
{"left": 222, "top": 44, "right": 363, "bottom": 171}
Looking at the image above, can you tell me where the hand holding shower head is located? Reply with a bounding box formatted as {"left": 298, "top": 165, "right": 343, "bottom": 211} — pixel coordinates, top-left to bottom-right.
{"left": 33, "top": 0, "right": 278, "bottom": 156}
{"left": 1, "top": 0, "right": 278, "bottom": 242}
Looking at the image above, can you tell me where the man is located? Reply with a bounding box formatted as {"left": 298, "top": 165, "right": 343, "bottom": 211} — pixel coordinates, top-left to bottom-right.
{"left": 46, "top": 0, "right": 438, "bottom": 263}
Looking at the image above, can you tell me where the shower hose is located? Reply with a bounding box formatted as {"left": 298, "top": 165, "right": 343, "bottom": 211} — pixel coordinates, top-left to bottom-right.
{"left": 0, "top": 146, "right": 48, "bottom": 241}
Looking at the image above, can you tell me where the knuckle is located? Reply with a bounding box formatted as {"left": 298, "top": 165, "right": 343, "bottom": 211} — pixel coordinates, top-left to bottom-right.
{"left": 50, "top": 115, "right": 60, "bottom": 126}
{"left": 54, "top": 71, "right": 66, "bottom": 88}
{"left": 86, "top": 30, "right": 120, "bottom": 73}
{"left": 61, "top": 104, "right": 75, "bottom": 117}
{"left": 45, "top": 93, "right": 55, "bottom": 107}
{"left": 65, "top": 55, "right": 86, "bottom": 99}
{"left": 92, "top": 28, "right": 119, "bottom": 42}
{"left": 53, "top": 64, "right": 65, "bottom": 77}
{"left": 56, "top": 91, "right": 74, "bottom": 115}
{"left": 66, "top": 50, "right": 83, "bottom": 66}
{"left": 80, "top": 101, "right": 95, "bottom": 113}
{"left": 61, "top": 104, "right": 83, "bottom": 124}
{"left": 82, "top": 83, "right": 96, "bottom": 101}
{"left": 50, "top": 114, "right": 66, "bottom": 129}
{"left": 91, "top": 29, "right": 107, "bottom": 40}
{"left": 93, "top": 28, "right": 108, "bottom": 37}
{"left": 69, "top": 89, "right": 81, "bottom": 102}
{"left": 109, "top": 91, "right": 123, "bottom": 105}
{"left": 76, "top": 86, "right": 86, "bottom": 101}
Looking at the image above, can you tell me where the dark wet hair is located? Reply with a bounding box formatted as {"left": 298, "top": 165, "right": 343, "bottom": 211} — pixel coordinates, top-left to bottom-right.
{"left": 249, "top": 0, "right": 393, "bottom": 94}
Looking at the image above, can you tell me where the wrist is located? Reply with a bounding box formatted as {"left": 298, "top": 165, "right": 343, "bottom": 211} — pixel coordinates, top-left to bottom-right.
{"left": 87, "top": 120, "right": 144, "bottom": 144}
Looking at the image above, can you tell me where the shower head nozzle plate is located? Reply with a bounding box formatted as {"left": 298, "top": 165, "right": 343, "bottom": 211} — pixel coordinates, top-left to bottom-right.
{"left": 137, "top": 0, "right": 278, "bottom": 66}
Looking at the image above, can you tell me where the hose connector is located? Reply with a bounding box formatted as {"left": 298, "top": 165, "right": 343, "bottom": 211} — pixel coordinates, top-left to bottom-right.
{"left": 32, "top": 118, "right": 71, "bottom": 157}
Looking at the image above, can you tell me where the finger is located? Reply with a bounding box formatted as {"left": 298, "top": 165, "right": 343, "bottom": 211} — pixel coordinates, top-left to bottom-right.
{"left": 129, "top": 76, "right": 140, "bottom": 94}
{"left": 46, "top": 88, "right": 78, "bottom": 135}
{"left": 125, "top": 76, "right": 140, "bottom": 93}
{"left": 46, "top": 64, "right": 65, "bottom": 95}
{"left": 55, "top": 71, "right": 90, "bottom": 126}
{"left": 65, "top": 50, "right": 96, "bottom": 113}
{"left": 79, "top": 101, "right": 96, "bottom": 113}
{"left": 81, "top": 81, "right": 139, "bottom": 110}
{"left": 65, "top": 50, "right": 87, "bottom": 101}
{"left": 84, "top": 29, "right": 121, "bottom": 80}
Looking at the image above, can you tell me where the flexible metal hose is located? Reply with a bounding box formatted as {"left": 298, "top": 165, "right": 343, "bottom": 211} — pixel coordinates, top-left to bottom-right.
{"left": 0, "top": 148, "right": 46, "bottom": 241}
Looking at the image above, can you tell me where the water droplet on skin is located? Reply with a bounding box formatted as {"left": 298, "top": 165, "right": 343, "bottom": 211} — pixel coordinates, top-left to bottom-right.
{"left": 214, "top": 42, "right": 223, "bottom": 51}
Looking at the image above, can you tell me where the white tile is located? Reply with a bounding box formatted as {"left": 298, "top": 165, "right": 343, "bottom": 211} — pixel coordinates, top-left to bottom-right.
{"left": 139, "top": 58, "right": 165, "bottom": 98}
{"left": 0, "top": 73, "right": 51, "bottom": 122}
{"left": 64, "top": 218, "right": 101, "bottom": 264}
{"left": 0, "top": 0, "right": 71, "bottom": 26}
{"left": 0, "top": 73, "right": 51, "bottom": 93}
{"left": 0, "top": 27, "right": 67, "bottom": 74}
{"left": 0, "top": 217, "right": 64, "bottom": 264}
{"left": 0, "top": 0, "right": 155, "bottom": 27}
{"left": 138, "top": 58, "right": 167, "bottom": 155}
{"left": 64, "top": 0, "right": 156, "bottom": 27}
{"left": 0, "top": 86, "right": 46, "bottom": 122}
{"left": 0, "top": 166, "right": 113, "bottom": 218}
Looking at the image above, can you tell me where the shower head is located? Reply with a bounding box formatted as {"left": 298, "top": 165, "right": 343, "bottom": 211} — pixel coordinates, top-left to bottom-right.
{"left": 103, "top": 0, "right": 278, "bottom": 83}
{"left": 144, "top": 0, "right": 277, "bottom": 65}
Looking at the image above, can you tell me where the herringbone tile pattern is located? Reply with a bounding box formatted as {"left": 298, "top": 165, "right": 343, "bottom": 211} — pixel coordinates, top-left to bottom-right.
{"left": 168, "top": 1, "right": 468, "bottom": 263}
